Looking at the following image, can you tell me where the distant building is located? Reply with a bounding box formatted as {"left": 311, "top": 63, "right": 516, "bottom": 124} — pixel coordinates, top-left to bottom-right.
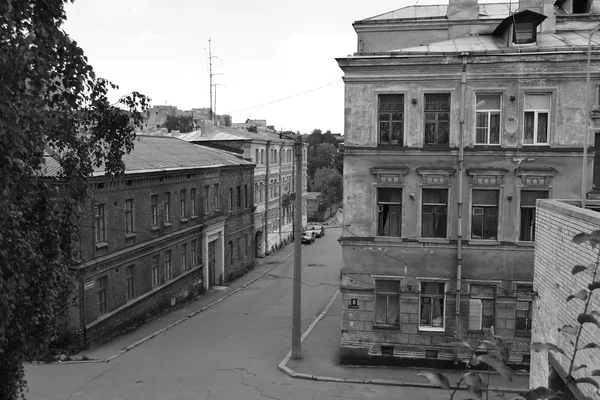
{"left": 337, "top": 0, "right": 599, "bottom": 368}
{"left": 531, "top": 199, "right": 600, "bottom": 400}
{"left": 44, "top": 136, "right": 255, "bottom": 346}
{"left": 177, "top": 126, "right": 308, "bottom": 257}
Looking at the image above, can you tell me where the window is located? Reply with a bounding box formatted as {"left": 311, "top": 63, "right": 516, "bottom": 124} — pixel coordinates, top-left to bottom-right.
{"left": 573, "top": 0, "right": 590, "bottom": 13}
{"left": 520, "top": 191, "right": 548, "bottom": 241}
{"left": 151, "top": 194, "right": 159, "bottom": 226}
{"left": 152, "top": 255, "right": 160, "bottom": 287}
{"left": 524, "top": 94, "right": 550, "bottom": 145}
{"left": 374, "top": 280, "right": 400, "bottom": 328}
{"left": 181, "top": 244, "right": 187, "bottom": 272}
{"left": 244, "top": 185, "right": 248, "bottom": 208}
{"left": 260, "top": 149, "right": 264, "bottom": 164}
{"left": 468, "top": 284, "right": 495, "bottom": 331}
{"left": 471, "top": 190, "right": 499, "bottom": 240}
{"left": 245, "top": 234, "right": 249, "bottom": 255}
{"left": 424, "top": 94, "right": 450, "bottom": 145}
{"left": 229, "top": 187, "right": 234, "bottom": 211}
{"left": 180, "top": 189, "right": 186, "bottom": 218}
{"left": 228, "top": 241, "right": 233, "bottom": 265}
{"left": 94, "top": 204, "right": 106, "bottom": 243}
{"left": 164, "top": 250, "right": 172, "bottom": 280}
{"left": 255, "top": 149, "right": 259, "bottom": 163}
{"left": 204, "top": 185, "right": 210, "bottom": 213}
{"left": 516, "top": 285, "right": 534, "bottom": 335}
{"left": 422, "top": 189, "right": 448, "bottom": 238}
{"left": 126, "top": 265, "right": 135, "bottom": 300}
{"left": 97, "top": 276, "right": 108, "bottom": 314}
{"left": 377, "top": 188, "right": 402, "bottom": 237}
{"left": 190, "top": 188, "right": 197, "bottom": 216}
{"left": 513, "top": 21, "right": 535, "bottom": 44}
{"left": 260, "top": 183, "right": 264, "bottom": 202}
{"left": 419, "top": 282, "right": 445, "bottom": 329}
{"left": 213, "top": 184, "right": 219, "bottom": 210}
{"left": 125, "top": 199, "right": 134, "bottom": 234}
{"left": 237, "top": 186, "right": 241, "bottom": 208}
{"left": 378, "top": 94, "right": 404, "bottom": 145}
{"left": 191, "top": 239, "right": 197, "bottom": 267}
{"left": 475, "top": 94, "right": 501, "bottom": 145}
{"left": 164, "top": 192, "right": 171, "bottom": 223}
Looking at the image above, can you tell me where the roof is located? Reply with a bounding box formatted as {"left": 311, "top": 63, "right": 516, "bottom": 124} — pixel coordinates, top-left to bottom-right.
{"left": 177, "top": 126, "right": 296, "bottom": 144}
{"left": 42, "top": 135, "right": 253, "bottom": 178}
{"left": 359, "top": 3, "right": 515, "bottom": 22}
{"left": 390, "top": 31, "right": 600, "bottom": 53}
{"left": 493, "top": 9, "right": 547, "bottom": 36}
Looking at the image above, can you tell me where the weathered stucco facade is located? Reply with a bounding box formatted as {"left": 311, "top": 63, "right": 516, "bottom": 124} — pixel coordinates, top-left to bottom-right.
{"left": 338, "top": 0, "right": 600, "bottom": 368}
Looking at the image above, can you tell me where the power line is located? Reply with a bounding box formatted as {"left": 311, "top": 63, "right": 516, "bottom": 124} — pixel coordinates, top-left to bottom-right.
{"left": 225, "top": 79, "right": 342, "bottom": 114}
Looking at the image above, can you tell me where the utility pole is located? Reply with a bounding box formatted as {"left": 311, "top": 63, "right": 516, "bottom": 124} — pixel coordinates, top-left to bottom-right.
{"left": 208, "top": 38, "right": 213, "bottom": 123}
{"left": 292, "top": 135, "right": 303, "bottom": 360}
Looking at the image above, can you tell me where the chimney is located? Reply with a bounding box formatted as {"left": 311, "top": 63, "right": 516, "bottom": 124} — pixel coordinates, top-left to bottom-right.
{"left": 447, "top": 0, "right": 480, "bottom": 20}
{"left": 541, "top": 0, "right": 556, "bottom": 33}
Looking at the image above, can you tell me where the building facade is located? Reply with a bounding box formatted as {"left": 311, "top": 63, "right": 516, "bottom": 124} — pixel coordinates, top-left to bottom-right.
{"left": 337, "top": 0, "right": 600, "bottom": 367}
{"left": 179, "top": 126, "right": 308, "bottom": 258}
{"left": 531, "top": 199, "right": 600, "bottom": 400}
{"left": 47, "top": 136, "right": 256, "bottom": 346}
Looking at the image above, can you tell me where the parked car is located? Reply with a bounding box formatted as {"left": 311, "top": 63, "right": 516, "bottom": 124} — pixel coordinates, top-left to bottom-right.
{"left": 309, "top": 225, "right": 325, "bottom": 238}
{"left": 301, "top": 231, "right": 315, "bottom": 244}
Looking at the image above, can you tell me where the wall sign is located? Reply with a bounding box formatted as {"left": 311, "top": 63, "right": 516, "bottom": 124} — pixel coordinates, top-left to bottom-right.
{"left": 84, "top": 281, "right": 95, "bottom": 290}
{"left": 348, "top": 298, "right": 359, "bottom": 309}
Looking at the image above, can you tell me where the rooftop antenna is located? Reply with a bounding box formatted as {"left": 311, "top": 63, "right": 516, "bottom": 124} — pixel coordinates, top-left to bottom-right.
{"left": 207, "top": 38, "right": 225, "bottom": 125}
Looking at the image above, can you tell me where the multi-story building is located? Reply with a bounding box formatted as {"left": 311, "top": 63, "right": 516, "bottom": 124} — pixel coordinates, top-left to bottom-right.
{"left": 178, "top": 126, "right": 308, "bottom": 257}
{"left": 44, "top": 136, "right": 255, "bottom": 346}
{"left": 337, "top": 0, "right": 599, "bottom": 368}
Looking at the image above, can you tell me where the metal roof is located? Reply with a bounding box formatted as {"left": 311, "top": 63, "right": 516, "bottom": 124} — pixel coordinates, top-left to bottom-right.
{"left": 360, "top": 3, "right": 515, "bottom": 21}
{"left": 177, "top": 126, "right": 295, "bottom": 144}
{"left": 42, "top": 135, "right": 253, "bottom": 178}
{"left": 390, "top": 31, "right": 600, "bottom": 53}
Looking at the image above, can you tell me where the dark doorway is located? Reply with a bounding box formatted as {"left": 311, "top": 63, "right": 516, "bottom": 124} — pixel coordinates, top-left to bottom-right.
{"left": 208, "top": 240, "right": 216, "bottom": 288}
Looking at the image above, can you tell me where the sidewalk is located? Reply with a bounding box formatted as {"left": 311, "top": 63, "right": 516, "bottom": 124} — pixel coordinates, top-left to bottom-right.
{"left": 279, "top": 290, "right": 530, "bottom": 394}
{"left": 77, "top": 241, "right": 297, "bottom": 362}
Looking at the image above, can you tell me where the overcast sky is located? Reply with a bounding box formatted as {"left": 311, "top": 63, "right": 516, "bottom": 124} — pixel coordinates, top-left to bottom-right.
{"left": 63, "top": 0, "right": 447, "bottom": 134}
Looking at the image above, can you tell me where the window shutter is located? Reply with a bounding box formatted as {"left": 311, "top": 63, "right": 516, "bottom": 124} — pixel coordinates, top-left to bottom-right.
{"left": 469, "top": 299, "right": 483, "bottom": 331}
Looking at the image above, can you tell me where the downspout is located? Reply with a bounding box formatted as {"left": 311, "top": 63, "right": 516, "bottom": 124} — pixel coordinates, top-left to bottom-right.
{"left": 455, "top": 52, "right": 468, "bottom": 359}
{"left": 278, "top": 141, "right": 284, "bottom": 246}
{"left": 265, "top": 141, "right": 270, "bottom": 255}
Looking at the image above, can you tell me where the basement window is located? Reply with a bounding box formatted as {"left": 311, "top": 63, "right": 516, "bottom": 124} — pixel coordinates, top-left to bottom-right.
{"left": 513, "top": 22, "right": 536, "bottom": 44}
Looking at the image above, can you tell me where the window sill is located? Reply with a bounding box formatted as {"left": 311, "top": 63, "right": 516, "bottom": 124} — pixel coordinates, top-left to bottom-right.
{"left": 124, "top": 233, "right": 137, "bottom": 240}
{"left": 179, "top": 218, "right": 189, "bottom": 223}
{"left": 163, "top": 222, "right": 172, "bottom": 228}
{"left": 151, "top": 225, "right": 160, "bottom": 232}
{"left": 418, "top": 238, "right": 450, "bottom": 244}
{"left": 468, "top": 239, "right": 501, "bottom": 246}
{"left": 374, "top": 236, "right": 403, "bottom": 243}
{"left": 517, "top": 241, "right": 535, "bottom": 247}
{"left": 374, "top": 324, "right": 399, "bottom": 330}
{"left": 419, "top": 326, "right": 445, "bottom": 332}
{"left": 190, "top": 215, "right": 198, "bottom": 220}
{"left": 95, "top": 241, "right": 108, "bottom": 250}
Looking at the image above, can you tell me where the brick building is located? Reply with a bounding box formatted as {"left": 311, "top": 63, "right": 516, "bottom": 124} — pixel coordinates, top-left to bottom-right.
{"left": 336, "top": 0, "right": 599, "bottom": 367}
{"left": 178, "top": 126, "right": 308, "bottom": 258}
{"left": 531, "top": 199, "right": 600, "bottom": 399}
{"left": 45, "top": 136, "right": 255, "bottom": 346}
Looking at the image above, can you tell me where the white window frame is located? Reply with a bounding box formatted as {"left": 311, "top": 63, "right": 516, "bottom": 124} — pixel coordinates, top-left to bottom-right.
{"left": 475, "top": 93, "right": 502, "bottom": 145}
{"left": 418, "top": 280, "right": 447, "bottom": 332}
{"left": 523, "top": 93, "right": 551, "bottom": 145}
{"left": 468, "top": 283, "right": 496, "bottom": 332}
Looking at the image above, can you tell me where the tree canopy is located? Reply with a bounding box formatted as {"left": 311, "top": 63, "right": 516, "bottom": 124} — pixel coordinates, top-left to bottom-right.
{"left": 0, "top": 1, "right": 148, "bottom": 398}
{"left": 310, "top": 167, "right": 343, "bottom": 208}
{"left": 161, "top": 114, "right": 195, "bottom": 133}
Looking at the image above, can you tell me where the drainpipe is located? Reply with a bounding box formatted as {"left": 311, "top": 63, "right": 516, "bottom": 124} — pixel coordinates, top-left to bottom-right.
{"left": 582, "top": 25, "right": 600, "bottom": 209}
{"left": 455, "top": 52, "right": 469, "bottom": 359}
{"left": 278, "top": 141, "right": 284, "bottom": 246}
{"left": 265, "top": 141, "right": 270, "bottom": 255}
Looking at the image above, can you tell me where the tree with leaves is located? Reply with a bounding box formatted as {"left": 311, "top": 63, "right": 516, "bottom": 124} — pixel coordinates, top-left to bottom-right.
{"left": 0, "top": 1, "right": 148, "bottom": 398}
{"left": 310, "top": 167, "right": 342, "bottom": 209}
{"left": 161, "top": 114, "right": 195, "bottom": 133}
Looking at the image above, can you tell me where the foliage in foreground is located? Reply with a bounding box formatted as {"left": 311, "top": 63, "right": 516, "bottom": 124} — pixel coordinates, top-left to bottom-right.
{"left": 0, "top": 1, "right": 148, "bottom": 398}
{"left": 418, "top": 230, "right": 600, "bottom": 400}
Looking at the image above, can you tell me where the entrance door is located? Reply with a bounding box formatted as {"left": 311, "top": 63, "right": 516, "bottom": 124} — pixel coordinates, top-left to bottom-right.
{"left": 208, "top": 240, "right": 216, "bottom": 288}
{"left": 255, "top": 231, "right": 263, "bottom": 258}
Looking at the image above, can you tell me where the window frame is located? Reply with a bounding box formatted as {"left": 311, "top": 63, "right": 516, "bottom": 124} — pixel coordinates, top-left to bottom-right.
{"left": 151, "top": 194, "right": 159, "bottom": 226}
{"left": 229, "top": 187, "right": 234, "bottom": 211}
{"left": 421, "top": 188, "right": 449, "bottom": 239}
{"left": 163, "top": 192, "right": 171, "bottom": 223}
{"left": 374, "top": 279, "right": 401, "bottom": 329}
{"left": 418, "top": 280, "right": 447, "bottom": 332}
{"left": 378, "top": 93, "right": 405, "bottom": 146}
{"left": 97, "top": 275, "right": 108, "bottom": 315}
{"left": 471, "top": 189, "right": 500, "bottom": 240}
{"left": 515, "top": 284, "right": 534, "bottom": 336}
{"left": 190, "top": 188, "right": 197, "bottom": 216}
{"left": 191, "top": 239, "right": 197, "bottom": 267}
{"left": 94, "top": 203, "right": 106, "bottom": 243}
{"left": 180, "top": 189, "right": 186, "bottom": 218}
{"left": 468, "top": 283, "right": 496, "bottom": 332}
{"left": 475, "top": 93, "right": 502, "bottom": 145}
{"left": 523, "top": 93, "right": 551, "bottom": 146}
{"left": 513, "top": 21, "right": 536, "bottom": 44}
{"left": 424, "top": 93, "right": 451, "bottom": 146}
{"left": 126, "top": 265, "right": 135, "bottom": 300}
{"left": 376, "top": 187, "right": 403, "bottom": 238}
{"left": 151, "top": 255, "right": 160, "bottom": 288}
{"left": 181, "top": 243, "right": 188, "bottom": 272}
{"left": 125, "top": 199, "right": 134, "bottom": 234}
{"left": 519, "top": 190, "right": 549, "bottom": 242}
{"left": 164, "top": 250, "right": 172, "bottom": 281}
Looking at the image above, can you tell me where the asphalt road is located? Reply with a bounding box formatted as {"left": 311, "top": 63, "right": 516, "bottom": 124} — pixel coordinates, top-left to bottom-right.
{"left": 25, "top": 226, "right": 455, "bottom": 400}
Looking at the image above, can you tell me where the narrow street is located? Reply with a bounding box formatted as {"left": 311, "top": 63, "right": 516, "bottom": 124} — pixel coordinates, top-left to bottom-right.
{"left": 25, "top": 226, "right": 452, "bottom": 400}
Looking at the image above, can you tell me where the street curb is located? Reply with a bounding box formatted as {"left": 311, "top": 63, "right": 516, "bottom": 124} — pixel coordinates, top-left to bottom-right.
{"left": 277, "top": 289, "right": 526, "bottom": 394}
{"left": 44, "top": 250, "right": 295, "bottom": 365}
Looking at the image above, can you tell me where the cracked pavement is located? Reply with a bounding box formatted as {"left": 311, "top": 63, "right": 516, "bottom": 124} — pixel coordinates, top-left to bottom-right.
{"left": 25, "top": 226, "right": 456, "bottom": 400}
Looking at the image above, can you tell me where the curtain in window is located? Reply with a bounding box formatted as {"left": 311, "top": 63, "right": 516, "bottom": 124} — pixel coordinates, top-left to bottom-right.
{"left": 489, "top": 112, "right": 500, "bottom": 144}
{"left": 537, "top": 112, "right": 548, "bottom": 143}
{"left": 524, "top": 112, "right": 535, "bottom": 144}
{"left": 421, "top": 282, "right": 444, "bottom": 327}
{"left": 375, "top": 280, "right": 399, "bottom": 326}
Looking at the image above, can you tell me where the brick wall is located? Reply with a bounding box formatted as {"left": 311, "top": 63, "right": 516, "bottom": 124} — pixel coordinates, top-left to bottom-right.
{"left": 531, "top": 200, "right": 600, "bottom": 398}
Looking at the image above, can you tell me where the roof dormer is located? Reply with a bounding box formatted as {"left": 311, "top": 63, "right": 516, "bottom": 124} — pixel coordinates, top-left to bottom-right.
{"left": 493, "top": 10, "right": 547, "bottom": 46}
